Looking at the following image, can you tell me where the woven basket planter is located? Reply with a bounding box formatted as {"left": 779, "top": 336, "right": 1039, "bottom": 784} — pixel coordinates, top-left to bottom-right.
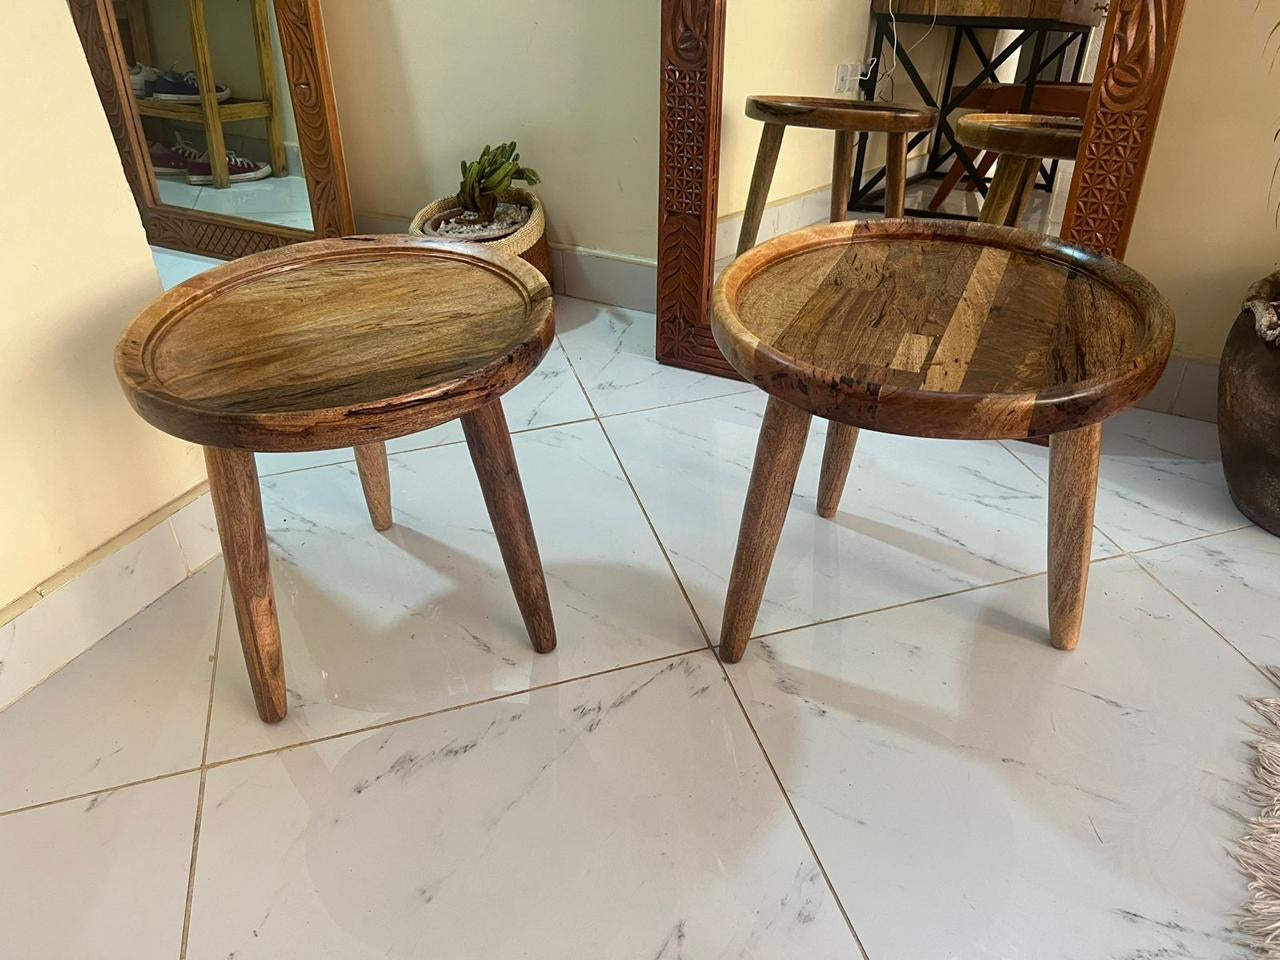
{"left": 409, "top": 187, "right": 552, "bottom": 283}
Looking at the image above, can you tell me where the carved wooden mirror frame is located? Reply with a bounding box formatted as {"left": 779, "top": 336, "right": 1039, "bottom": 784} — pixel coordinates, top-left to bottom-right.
{"left": 656, "top": 0, "right": 1188, "bottom": 375}
{"left": 69, "top": 0, "right": 355, "bottom": 259}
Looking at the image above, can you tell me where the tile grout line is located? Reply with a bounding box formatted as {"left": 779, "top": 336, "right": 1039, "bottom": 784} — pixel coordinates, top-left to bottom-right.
{"left": 1132, "top": 560, "right": 1277, "bottom": 684}
{"left": 178, "top": 572, "right": 227, "bottom": 960}
{"left": 559, "top": 330, "right": 869, "bottom": 955}
{"left": 711, "top": 654, "right": 872, "bottom": 960}
{"left": 0, "top": 765, "right": 205, "bottom": 819}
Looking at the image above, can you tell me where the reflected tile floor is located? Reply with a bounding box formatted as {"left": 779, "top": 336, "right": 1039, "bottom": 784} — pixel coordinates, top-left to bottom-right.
{"left": 1, "top": 295, "right": 1267, "bottom": 960}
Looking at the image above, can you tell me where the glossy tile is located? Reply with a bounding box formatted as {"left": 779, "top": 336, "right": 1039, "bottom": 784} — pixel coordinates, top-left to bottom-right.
{"left": 0, "top": 563, "right": 220, "bottom": 811}
{"left": 1003, "top": 408, "right": 1244, "bottom": 551}
{"left": 0, "top": 520, "right": 190, "bottom": 710}
{"left": 556, "top": 297, "right": 753, "bottom": 416}
{"left": 206, "top": 419, "right": 702, "bottom": 762}
{"left": 192, "top": 174, "right": 314, "bottom": 231}
{"left": 150, "top": 245, "right": 225, "bottom": 291}
{"left": 1137, "top": 524, "right": 1277, "bottom": 666}
{"left": 729, "top": 559, "right": 1263, "bottom": 960}
{"left": 0, "top": 773, "right": 198, "bottom": 959}
{"left": 189, "top": 653, "right": 856, "bottom": 960}
{"left": 604, "top": 391, "right": 1118, "bottom": 641}
{"left": 169, "top": 492, "right": 221, "bottom": 572}
{"left": 255, "top": 339, "right": 592, "bottom": 477}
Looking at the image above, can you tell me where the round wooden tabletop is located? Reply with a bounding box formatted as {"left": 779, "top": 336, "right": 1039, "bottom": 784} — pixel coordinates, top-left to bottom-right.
{"left": 955, "top": 112, "right": 1084, "bottom": 160}
{"left": 116, "top": 236, "right": 555, "bottom": 451}
{"left": 712, "top": 219, "right": 1173, "bottom": 440}
{"left": 746, "top": 95, "right": 936, "bottom": 132}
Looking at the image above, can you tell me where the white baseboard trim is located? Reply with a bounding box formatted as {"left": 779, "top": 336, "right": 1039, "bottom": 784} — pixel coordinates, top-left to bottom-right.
{"left": 0, "top": 491, "right": 220, "bottom": 711}
{"left": 550, "top": 245, "right": 657, "bottom": 313}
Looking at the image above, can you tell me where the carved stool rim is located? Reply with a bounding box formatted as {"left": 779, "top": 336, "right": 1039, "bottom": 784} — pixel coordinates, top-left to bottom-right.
{"left": 956, "top": 112, "right": 1085, "bottom": 161}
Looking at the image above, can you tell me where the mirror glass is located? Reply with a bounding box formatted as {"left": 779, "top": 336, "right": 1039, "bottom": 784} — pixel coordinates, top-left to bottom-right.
{"left": 717, "top": 1, "right": 1108, "bottom": 261}
{"left": 112, "top": 0, "right": 313, "bottom": 232}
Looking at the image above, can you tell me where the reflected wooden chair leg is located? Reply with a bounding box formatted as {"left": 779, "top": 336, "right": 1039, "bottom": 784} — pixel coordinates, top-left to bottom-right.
{"left": 883, "top": 130, "right": 909, "bottom": 218}
{"left": 1047, "top": 423, "right": 1102, "bottom": 651}
{"left": 980, "top": 155, "right": 1039, "bottom": 227}
{"left": 204, "top": 447, "right": 287, "bottom": 723}
{"left": 737, "top": 122, "right": 786, "bottom": 256}
{"left": 831, "top": 129, "right": 856, "bottom": 223}
{"left": 353, "top": 441, "right": 392, "bottom": 531}
{"left": 461, "top": 399, "right": 557, "bottom": 654}
{"left": 816, "top": 423, "right": 860, "bottom": 518}
{"left": 720, "top": 397, "right": 812, "bottom": 663}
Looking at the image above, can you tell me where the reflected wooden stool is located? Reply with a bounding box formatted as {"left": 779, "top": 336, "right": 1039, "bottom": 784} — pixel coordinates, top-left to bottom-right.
{"left": 712, "top": 219, "right": 1173, "bottom": 662}
{"left": 738, "top": 95, "right": 937, "bottom": 517}
{"left": 955, "top": 112, "right": 1084, "bottom": 227}
{"left": 115, "top": 237, "right": 558, "bottom": 723}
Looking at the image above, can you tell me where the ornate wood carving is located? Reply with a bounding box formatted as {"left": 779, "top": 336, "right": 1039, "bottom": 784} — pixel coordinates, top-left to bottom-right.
{"left": 655, "top": 0, "right": 1187, "bottom": 376}
{"left": 67, "top": 0, "right": 353, "bottom": 260}
{"left": 656, "top": 0, "right": 730, "bottom": 375}
{"left": 1060, "top": 0, "right": 1185, "bottom": 258}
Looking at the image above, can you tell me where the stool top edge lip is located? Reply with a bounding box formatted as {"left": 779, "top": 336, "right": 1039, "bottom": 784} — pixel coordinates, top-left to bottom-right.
{"left": 711, "top": 218, "right": 1175, "bottom": 435}
{"left": 745, "top": 95, "right": 937, "bottom": 131}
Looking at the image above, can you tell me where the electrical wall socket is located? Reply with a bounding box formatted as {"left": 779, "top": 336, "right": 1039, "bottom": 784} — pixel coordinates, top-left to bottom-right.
{"left": 833, "top": 62, "right": 868, "bottom": 96}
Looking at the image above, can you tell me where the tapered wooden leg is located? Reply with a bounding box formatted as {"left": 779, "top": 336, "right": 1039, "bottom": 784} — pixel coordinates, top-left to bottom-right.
{"left": 883, "top": 130, "right": 909, "bottom": 218}
{"left": 720, "top": 397, "right": 812, "bottom": 663}
{"left": 980, "top": 155, "right": 1039, "bottom": 227}
{"left": 816, "top": 422, "right": 860, "bottom": 518}
{"left": 737, "top": 123, "right": 785, "bottom": 256}
{"left": 204, "top": 447, "right": 287, "bottom": 723}
{"left": 830, "top": 129, "right": 856, "bottom": 223}
{"left": 353, "top": 441, "right": 392, "bottom": 531}
{"left": 1048, "top": 423, "right": 1102, "bottom": 651}
{"left": 461, "top": 399, "right": 556, "bottom": 653}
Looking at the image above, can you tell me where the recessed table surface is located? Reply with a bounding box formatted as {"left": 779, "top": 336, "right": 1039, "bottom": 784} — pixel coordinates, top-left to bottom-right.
{"left": 115, "top": 235, "right": 555, "bottom": 452}
{"left": 712, "top": 218, "right": 1173, "bottom": 440}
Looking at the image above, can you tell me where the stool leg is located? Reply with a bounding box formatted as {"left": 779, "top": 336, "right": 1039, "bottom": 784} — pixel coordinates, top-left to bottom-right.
{"left": 737, "top": 122, "right": 785, "bottom": 256}
{"left": 1047, "top": 424, "right": 1101, "bottom": 651}
{"left": 720, "top": 397, "right": 811, "bottom": 663}
{"left": 353, "top": 441, "right": 392, "bottom": 531}
{"left": 830, "top": 129, "right": 856, "bottom": 223}
{"left": 816, "top": 423, "right": 860, "bottom": 518}
{"left": 461, "top": 399, "right": 556, "bottom": 654}
{"left": 884, "top": 130, "right": 909, "bottom": 218}
{"left": 980, "top": 155, "right": 1039, "bottom": 227}
{"left": 204, "top": 447, "right": 287, "bottom": 723}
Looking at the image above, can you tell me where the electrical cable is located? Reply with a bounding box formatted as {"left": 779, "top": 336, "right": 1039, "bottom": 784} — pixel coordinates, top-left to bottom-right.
{"left": 876, "top": 0, "right": 940, "bottom": 102}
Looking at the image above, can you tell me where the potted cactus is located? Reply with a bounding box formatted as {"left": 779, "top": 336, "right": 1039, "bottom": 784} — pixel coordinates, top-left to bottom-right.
{"left": 410, "top": 141, "right": 552, "bottom": 280}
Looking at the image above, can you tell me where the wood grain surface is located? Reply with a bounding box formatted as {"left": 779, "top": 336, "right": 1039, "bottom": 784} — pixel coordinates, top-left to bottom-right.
{"left": 869, "top": 0, "right": 1102, "bottom": 24}
{"left": 1047, "top": 423, "right": 1101, "bottom": 650}
{"left": 116, "top": 236, "right": 554, "bottom": 451}
{"left": 354, "top": 441, "right": 392, "bottom": 531}
{"left": 745, "top": 96, "right": 936, "bottom": 133}
{"left": 713, "top": 219, "right": 1173, "bottom": 440}
{"left": 956, "top": 112, "right": 1084, "bottom": 161}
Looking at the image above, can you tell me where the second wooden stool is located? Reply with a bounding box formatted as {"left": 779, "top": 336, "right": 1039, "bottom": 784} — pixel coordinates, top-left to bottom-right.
{"left": 955, "top": 112, "right": 1084, "bottom": 227}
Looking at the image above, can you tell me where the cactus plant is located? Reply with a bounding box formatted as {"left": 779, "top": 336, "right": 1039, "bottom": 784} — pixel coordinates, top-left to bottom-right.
{"left": 455, "top": 142, "right": 541, "bottom": 224}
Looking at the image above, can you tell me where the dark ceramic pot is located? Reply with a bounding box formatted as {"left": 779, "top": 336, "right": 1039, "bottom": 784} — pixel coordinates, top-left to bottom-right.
{"left": 1219, "top": 271, "right": 1280, "bottom": 536}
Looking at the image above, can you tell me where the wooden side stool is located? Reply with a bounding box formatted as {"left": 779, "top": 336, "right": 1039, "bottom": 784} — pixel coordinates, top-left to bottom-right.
{"left": 712, "top": 219, "right": 1173, "bottom": 663}
{"left": 115, "top": 237, "right": 558, "bottom": 724}
{"left": 737, "top": 95, "right": 938, "bottom": 519}
{"left": 955, "top": 112, "right": 1084, "bottom": 227}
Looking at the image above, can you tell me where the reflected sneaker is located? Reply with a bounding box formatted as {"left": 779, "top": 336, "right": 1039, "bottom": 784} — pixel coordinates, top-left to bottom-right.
{"left": 153, "top": 70, "right": 231, "bottom": 103}
{"left": 185, "top": 150, "right": 272, "bottom": 185}
{"left": 130, "top": 63, "right": 162, "bottom": 98}
{"left": 148, "top": 141, "right": 188, "bottom": 176}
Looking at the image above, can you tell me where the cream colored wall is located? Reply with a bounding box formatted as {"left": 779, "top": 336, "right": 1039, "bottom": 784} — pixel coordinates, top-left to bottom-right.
{"left": 0, "top": 3, "right": 204, "bottom": 606}
{"left": 717, "top": 2, "right": 955, "bottom": 218}
{"left": 319, "top": 0, "right": 659, "bottom": 259}
{"left": 1124, "top": 2, "right": 1280, "bottom": 363}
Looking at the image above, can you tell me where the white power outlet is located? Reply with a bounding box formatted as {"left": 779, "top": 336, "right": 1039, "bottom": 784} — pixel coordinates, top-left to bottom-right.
{"left": 833, "top": 62, "right": 869, "bottom": 96}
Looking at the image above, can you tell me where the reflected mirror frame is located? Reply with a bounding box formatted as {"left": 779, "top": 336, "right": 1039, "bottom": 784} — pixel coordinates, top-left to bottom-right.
{"left": 68, "top": 0, "right": 354, "bottom": 259}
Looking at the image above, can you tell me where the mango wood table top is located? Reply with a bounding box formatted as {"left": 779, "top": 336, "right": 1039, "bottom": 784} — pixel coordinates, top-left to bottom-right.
{"left": 712, "top": 219, "right": 1173, "bottom": 440}
{"left": 116, "top": 236, "right": 554, "bottom": 452}
{"left": 745, "top": 95, "right": 937, "bottom": 133}
{"left": 956, "top": 112, "right": 1084, "bottom": 160}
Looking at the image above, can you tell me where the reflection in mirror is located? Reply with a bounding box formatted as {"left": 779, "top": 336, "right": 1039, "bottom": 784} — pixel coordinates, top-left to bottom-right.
{"left": 112, "top": 0, "right": 312, "bottom": 232}
{"left": 716, "top": 0, "right": 1106, "bottom": 272}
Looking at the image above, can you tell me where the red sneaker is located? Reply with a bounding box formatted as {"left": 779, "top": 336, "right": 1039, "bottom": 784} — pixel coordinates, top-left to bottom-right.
{"left": 185, "top": 150, "right": 273, "bottom": 185}
{"left": 148, "top": 141, "right": 188, "bottom": 176}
